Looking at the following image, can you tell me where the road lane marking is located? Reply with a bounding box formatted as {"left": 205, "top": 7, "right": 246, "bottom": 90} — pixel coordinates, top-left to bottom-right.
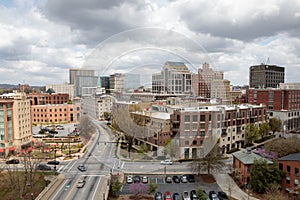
{"left": 67, "top": 160, "right": 78, "bottom": 173}
{"left": 91, "top": 176, "right": 102, "bottom": 200}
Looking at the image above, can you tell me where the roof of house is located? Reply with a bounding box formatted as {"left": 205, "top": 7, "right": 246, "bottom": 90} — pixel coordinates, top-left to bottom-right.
{"left": 278, "top": 152, "right": 300, "bottom": 162}
{"left": 232, "top": 149, "right": 273, "bottom": 165}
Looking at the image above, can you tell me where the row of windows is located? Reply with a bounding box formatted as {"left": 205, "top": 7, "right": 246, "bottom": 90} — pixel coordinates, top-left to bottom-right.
{"left": 33, "top": 108, "right": 72, "bottom": 112}
{"left": 33, "top": 118, "right": 71, "bottom": 123}
{"left": 33, "top": 113, "right": 67, "bottom": 117}
{"left": 279, "top": 164, "right": 299, "bottom": 175}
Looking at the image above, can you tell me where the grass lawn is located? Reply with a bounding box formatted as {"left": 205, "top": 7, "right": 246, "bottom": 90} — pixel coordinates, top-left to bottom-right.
{"left": 0, "top": 171, "right": 54, "bottom": 200}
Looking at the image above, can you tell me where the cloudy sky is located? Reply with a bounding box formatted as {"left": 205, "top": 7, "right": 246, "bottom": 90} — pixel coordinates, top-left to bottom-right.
{"left": 1, "top": 0, "right": 300, "bottom": 86}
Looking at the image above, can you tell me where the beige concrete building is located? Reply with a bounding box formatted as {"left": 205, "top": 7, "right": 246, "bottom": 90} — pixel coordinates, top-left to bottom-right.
{"left": 0, "top": 92, "right": 32, "bottom": 156}
{"left": 211, "top": 79, "right": 231, "bottom": 104}
{"left": 46, "top": 82, "right": 75, "bottom": 100}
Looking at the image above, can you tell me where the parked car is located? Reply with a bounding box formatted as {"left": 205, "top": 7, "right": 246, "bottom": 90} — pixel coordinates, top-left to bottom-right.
{"left": 164, "top": 191, "right": 172, "bottom": 200}
{"left": 172, "top": 192, "right": 181, "bottom": 200}
{"left": 6, "top": 159, "right": 19, "bottom": 164}
{"left": 187, "top": 174, "right": 195, "bottom": 182}
{"left": 165, "top": 176, "right": 172, "bottom": 183}
{"left": 180, "top": 175, "right": 188, "bottom": 183}
{"left": 172, "top": 175, "right": 180, "bottom": 183}
{"left": 77, "top": 164, "right": 86, "bottom": 171}
{"left": 182, "top": 191, "right": 190, "bottom": 200}
{"left": 37, "top": 163, "right": 51, "bottom": 170}
{"left": 47, "top": 160, "right": 60, "bottom": 165}
{"left": 190, "top": 190, "right": 199, "bottom": 200}
{"left": 209, "top": 191, "right": 219, "bottom": 200}
{"left": 76, "top": 176, "right": 86, "bottom": 188}
{"left": 154, "top": 192, "right": 163, "bottom": 200}
{"left": 126, "top": 175, "right": 133, "bottom": 184}
{"left": 133, "top": 175, "right": 140, "bottom": 183}
{"left": 217, "top": 191, "right": 229, "bottom": 200}
{"left": 142, "top": 176, "right": 148, "bottom": 183}
{"left": 160, "top": 159, "right": 173, "bottom": 165}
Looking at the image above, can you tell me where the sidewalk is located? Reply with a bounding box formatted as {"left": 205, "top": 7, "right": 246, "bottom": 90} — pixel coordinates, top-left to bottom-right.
{"left": 213, "top": 173, "right": 260, "bottom": 200}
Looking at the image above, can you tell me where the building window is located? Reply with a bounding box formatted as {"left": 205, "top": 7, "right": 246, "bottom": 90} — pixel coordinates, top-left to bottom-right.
{"left": 185, "top": 115, "right": 190, "bottom": 122}
{"left": 200, "top": 115, "right": 205, "bottom": 121}
{"left": 192, "top": 115, "right": 197, "bottom": 122}
{"left": 287, "top": 165, "right": 291, "bottom": 173}
{"left": 192, "top": 140, "right": 197, "bottom": 145}
{"left": 286, "top": 177, "right": 290, "bottom": 184}
{"left": 279, "top": 163, "right": 283, "bottom": 170}
{"left": 295, "top": 167, "right": 299, "bottom": 176}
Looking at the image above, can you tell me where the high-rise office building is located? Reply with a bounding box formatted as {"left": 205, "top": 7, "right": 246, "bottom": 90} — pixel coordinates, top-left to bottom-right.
{"left": 249, "top": 64, "right": 285, "bottom": 88}
{"left": 195, "top": 63, "right": 224, "bottom": 98}
{"left": 152, "top": 61, "right": 192, "bottom": 94}
{"left": 69, "top": 68, "right": 95, "bottom": 84}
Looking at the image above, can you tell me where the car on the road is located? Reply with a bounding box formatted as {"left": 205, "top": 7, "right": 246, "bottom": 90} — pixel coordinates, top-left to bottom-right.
{"left": 187, "top": 174, "right": 195, "bottom": 182}
{"left": 37, "top": 163, "right": 51, "bottom": 170}
{"left": 160, "top": 159, "right": 173, "bottom": 165}
{"left": 126, "top": 175, "right": 133, "bottom": 184}
{"left": 154, "top": 191, "right": 163, "bottom": 200}
{"left": 190, "top": 190, "right": 199, "bottom": 200}
{"left": 76, "top": 176, "right": 86, "bottom": 188}
{"left": 182, "top": 191, "right": 190, "bottom": 200}
{"left": 77, "top": 164, "right": 86, "bottom": 171}
{"left": 172, "top": 192, "right": 181, "bottom": 200}
{"left": 164, "top": 191, "right": 172, "bottom": 200}
{"left": 47, "top": 160, "right": 60, "bottom": 165}
{"left": 165, "top": 176, "right": 172, "bottom": 183}
{"left": 209, "top": 191, "right": 219, "bottom": 200}
{"left": 217, "top": 191, "right": 229, "bottom": 200}
{"left": 180, "top": 175, "right": 188, "bottom": 183}
{"left": 172, "top": 175, "right": 180, "bottom": 183}
{"left": 142, "top": 176, "right": 148, "bottom": 183}
{"left": 6, "top": 159, "right": 20, "bottom": 164}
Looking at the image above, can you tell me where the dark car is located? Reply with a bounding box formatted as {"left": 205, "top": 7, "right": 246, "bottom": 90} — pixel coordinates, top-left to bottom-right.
{"left": 133, "top": 175, "right": 140, "bottom": 183}
{"left": 217, "top": 191, "right": 229, "bottom": 200}
{"left": 187, "top": 174, "right": 195, "bottom": 182}
{"left": 37, "top": 163, "right": 51, "bottom": 170}
{"left": 6, "top": 159, "right": 20, "bottom": 164}
{"left": 77, "top": 164, "right": 86, "bottom": 171}
{"left": 190, "top": 190, "right": 199, "bottom": 200}
{"left": 154, "top": 192, "right": 163, "bottom": 200}
{"left": 47, "top": 160, "right": 60, "bottom": 165}
{"left": 172, "top": 192, "right": 181, "bottom": 200}
{"left": 172, "top": 175, "right": 180, "bottom": 183}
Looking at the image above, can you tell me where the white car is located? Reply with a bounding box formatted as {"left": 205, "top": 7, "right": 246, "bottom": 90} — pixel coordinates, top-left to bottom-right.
{"left": 160, "top": 159, "right": 173, "bottom": 165}
{"left": 76, "top": 176, "right": 86, "bottom": 188}
{"left": 126, "top": 175, "right": 133, "bottom": 184}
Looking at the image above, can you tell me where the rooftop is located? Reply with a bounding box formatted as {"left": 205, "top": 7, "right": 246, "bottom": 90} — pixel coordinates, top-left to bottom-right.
{"left": 278, "top": 152, "right": 300, "bottom": 162}
{"left": 233, "top": 150, "right": 273, "bottom": 165}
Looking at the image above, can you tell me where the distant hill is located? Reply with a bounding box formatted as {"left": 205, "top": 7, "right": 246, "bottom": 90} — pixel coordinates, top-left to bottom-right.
{"left": 0, "top": 84, "right": 17, "bottom": 89}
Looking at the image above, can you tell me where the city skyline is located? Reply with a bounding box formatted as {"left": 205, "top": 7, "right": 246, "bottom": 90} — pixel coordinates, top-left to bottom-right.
{"left": 1, "top": 0, "right": 300, "bottom": 86}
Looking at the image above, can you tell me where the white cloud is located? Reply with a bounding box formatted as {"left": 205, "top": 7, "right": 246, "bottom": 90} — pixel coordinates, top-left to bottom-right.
{"left": 0, "top": 0, "right": 299, "bottom": 86}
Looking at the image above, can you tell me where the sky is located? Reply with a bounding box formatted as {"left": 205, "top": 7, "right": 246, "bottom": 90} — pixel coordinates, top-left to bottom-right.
{"left": 1, "top": 0, "right": 300, "bottom": 86}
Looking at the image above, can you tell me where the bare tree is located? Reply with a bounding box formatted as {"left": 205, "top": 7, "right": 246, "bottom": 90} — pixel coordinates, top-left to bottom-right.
{"left": 78, "top": 115, "right": 96, "bottom": 145}
{"left": 190, "top": 144, "right": 225, "bottom": 175}
{"left": 5, "top": 151, "right": 41, "bottom": 199}
{"left": 262, "top": 183, "right": 288, "bottom": 200}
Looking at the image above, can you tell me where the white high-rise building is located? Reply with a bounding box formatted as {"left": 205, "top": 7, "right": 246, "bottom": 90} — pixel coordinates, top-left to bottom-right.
{"left": 152, "top": 61, "right": 192, "bottom": 94}
{"left": 46, "top": 82, "right": 75, "bottom": 100}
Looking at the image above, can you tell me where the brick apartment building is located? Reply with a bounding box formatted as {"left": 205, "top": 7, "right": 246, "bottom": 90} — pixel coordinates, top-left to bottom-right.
{"left": 31, "top": 103, "right": 80, "bottom": 124}
{"left": 170, "top": 104, "right": 267, "bottom": 159}
{"left": 232, "top": 149, "right": 273, "bottom": 186}
{"left": 27, "top": 92, "right": 70, "bottom": 105}
{"left": 278, "top": 152, "right": 300, "bottom": 197}
{"left": 248, "top": 84, "right": 300, "bottom": 132}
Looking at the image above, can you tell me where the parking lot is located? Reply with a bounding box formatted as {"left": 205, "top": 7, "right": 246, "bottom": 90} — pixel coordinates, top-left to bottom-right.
{"left": 120, "top": 174, "right": 221, "bottom": 198}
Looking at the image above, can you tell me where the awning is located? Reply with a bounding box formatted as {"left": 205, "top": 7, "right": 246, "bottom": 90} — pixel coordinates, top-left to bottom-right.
{"left": 0, "top": 148, "right": 5, "bottom": 153}
{"left": 9, "top": 146, "right": 16, "bottom": 151}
